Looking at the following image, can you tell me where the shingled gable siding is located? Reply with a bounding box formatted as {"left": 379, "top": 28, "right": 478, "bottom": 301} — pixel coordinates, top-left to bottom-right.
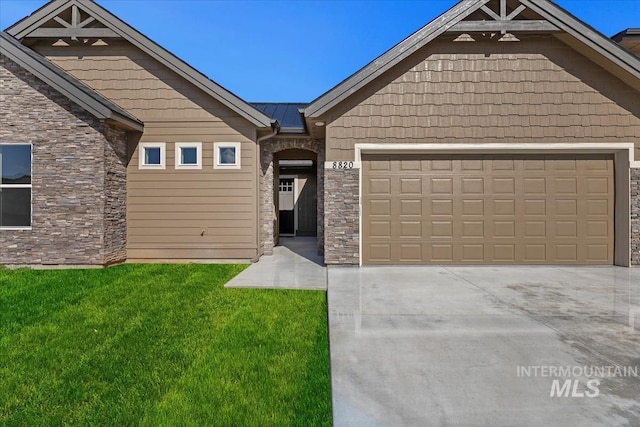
{"left": 325, "top": 35, "right": 640, "bottom": 161}
{"left": 0, "top": 54, "right": 127, "bottom": 265}
{"left": 632, "top": 169, "right": 640, "bottom": 265}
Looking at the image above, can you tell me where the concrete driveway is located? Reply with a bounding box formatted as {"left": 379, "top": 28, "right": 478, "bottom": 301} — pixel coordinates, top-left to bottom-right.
{"left": 328, "top": 266, "right": 640, "bottom": 427}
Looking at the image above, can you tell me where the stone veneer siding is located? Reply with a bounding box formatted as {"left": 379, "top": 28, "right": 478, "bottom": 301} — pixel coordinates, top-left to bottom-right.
{"left": 260, "top": 138, "right": 324, "bottom": 255}
{"left": 102, "top": 125, "right": 128, "bottom": 265}
{"left": 324, "top": 168, "right": 359, "bottom": 265}
{"left": 0, "top": 54, "right": 128, "bottom": 265}
{"left": 632, "top": 168, "right": 640, "bottom": 266}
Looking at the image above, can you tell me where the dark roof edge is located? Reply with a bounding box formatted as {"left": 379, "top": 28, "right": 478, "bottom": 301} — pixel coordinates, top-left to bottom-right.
{"left": 6, "top": 0, "right": 274, "bottom": 128}
{"left": 612, "top": 28, "right": 640, "bottom": 42}
{"left": 303, "top": 0, "right": 489, "bottom": 117}
{"left": 1, "top": 31, "right": 143, "bottom": 131}
{"left": 522, "top": 0, "right": 640, "bottom": 78}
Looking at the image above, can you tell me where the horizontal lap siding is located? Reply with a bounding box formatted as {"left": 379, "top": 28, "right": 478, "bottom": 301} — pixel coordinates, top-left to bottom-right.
{"left": 34, "top": 41, "right": 259, "bottom": 260}
{"left": 126, "top": 133, "right": 257, "bottom": 259}
{"left": 325, "top": 36, "right": 640, "bottom": 160}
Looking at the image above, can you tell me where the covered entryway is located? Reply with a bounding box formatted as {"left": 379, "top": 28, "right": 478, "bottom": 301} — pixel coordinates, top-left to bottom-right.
{"left": 276, "top": 149, "right": 318, "bottom": 238}
{"left": 362, "top": 153, "right": 615, "bottom": 265}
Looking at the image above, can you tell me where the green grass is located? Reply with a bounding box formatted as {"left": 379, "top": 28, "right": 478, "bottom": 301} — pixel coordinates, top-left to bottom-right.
{"left": 0, "top": 264, "right": 331, "bottom": 426}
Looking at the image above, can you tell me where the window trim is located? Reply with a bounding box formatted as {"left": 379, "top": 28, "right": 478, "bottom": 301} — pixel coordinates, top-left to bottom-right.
{"left": 0, "top": 143, "right": 33, "bottom": 230}
{"left": 139, "top": 142, "right": 166, "bottom": 170}
{"left": 214, "top": 142, "right": 241, "bottom": 170}
{"left": 175, "top": 142, "right": 203, "bottom": 170}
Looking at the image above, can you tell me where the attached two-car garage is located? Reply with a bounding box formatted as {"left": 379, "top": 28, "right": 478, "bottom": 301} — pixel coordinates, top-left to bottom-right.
{"left": 362, "top": 153, "right": 614, "bottom": 265}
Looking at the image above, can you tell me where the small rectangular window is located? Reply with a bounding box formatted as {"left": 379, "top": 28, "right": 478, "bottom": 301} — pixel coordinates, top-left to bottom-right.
{"left": 214, "top": 142, "right": 241, "bottom": 170}
{"left": 0, "top": 144, "right": 32, "bottom": 229}
{"left": 139, "top": 142, "right": 165, "bottom": 169}
{"left": 175, "top": 142, "right": 202, "bottom": 169}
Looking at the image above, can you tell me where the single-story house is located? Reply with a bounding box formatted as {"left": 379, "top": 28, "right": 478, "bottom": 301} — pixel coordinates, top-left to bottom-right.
{"left": 1, "top": 0, "right": 639, "bottom": 267}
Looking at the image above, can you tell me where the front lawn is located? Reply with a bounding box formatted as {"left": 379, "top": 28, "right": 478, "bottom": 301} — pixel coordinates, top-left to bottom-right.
{"left": 0, "top": 264, "right": 331, "bottom": 426}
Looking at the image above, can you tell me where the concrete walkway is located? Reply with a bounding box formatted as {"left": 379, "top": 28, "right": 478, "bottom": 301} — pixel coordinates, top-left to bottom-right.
{"left": 225, "top": 237, "right": 326, "bottom": 290}
{"left": 328, "top": 266, "right": 640, "bottom": 427}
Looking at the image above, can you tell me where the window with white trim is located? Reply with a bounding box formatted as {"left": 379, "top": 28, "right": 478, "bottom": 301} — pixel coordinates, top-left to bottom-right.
{"left": 0, "top": 144, "right": 32, "bottom": 228}
{"left": 214, "top": 142, "right": 241, "bottom": 170}
{"left": 139, "top": 142, "right": 165, "bottom": 169}
{"left": 175, "top": 142, "right": 202, "bottom": 169}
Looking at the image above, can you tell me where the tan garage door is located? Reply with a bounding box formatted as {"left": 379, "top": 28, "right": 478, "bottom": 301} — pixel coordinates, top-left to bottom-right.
{"left": 362, "top": 153, "right": 614, "bottom": 265}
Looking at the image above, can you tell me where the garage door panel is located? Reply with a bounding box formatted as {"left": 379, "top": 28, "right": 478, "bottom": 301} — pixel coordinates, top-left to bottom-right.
{"left": 493, "top": 159, "right": 515, "bottom": 171}
{"left": 362, "top": 153, "right": 614, "bottom": 265}
{"left": 431, "top": 159, "right": 453, "bottom": 171}
{"left": 431, "top": 244, "right": 453, "bottom": 262}
{"left": 368, "top": 178, "right": 391, "bottom": 194}
{"left": 400, "top": 199, "right": 422, "bottom": 215}
{"left": 524, "top": 244, "right": 547, "bottom": 262}
{"left": 431, "top": 199, "right": 453, "bottom": 215}
{"left": 524, "top": 199, "right": 546, "bottom": 215}
{"left": 431, "top": 178, "right": 453, "bottom": 194}
{"left": 400, "top": 178, "right": 422, "bottom": 194}
{"left": 461, "top": 244, "right": 484, "bottom": 262}
{"left": 461, "top": 177, "right": 484, "bottom": 194}
{"left": 586, "top": 199, "right": 610, "bottom": 216}
{"left": 494, "top": 244, "right": 516, "bottom": 262}
{"left": 494, "top": 199, "right": 516, "bottom": 215}
{"left": 432, "top": 221, "right": 453, "bottom": 238}
{"left": 493, "top": 177, "right": 516, "bottom": 194}
{"left": 399, "top": 244, "right": 422, "bottom": 262}
{"left": 367, "top": 244, "right": 392, "bottom": 262}
{"left": 585, "top": 177, "right": 610, "bottom": 194}
{"left": 461, "top": 221, "right": 484, "bottom": 238}
{"left": 554, "top": 177, "right": 578, "bottom": 194}
{"left": 524, "top": 177, "right": 546, "bottom": 194}
{"left": 494, "top": 221, "right": 516, "bottom": 238}
{"left": 400, "top": 221, "right": 422, "bottom": 238}
{"left": 587, "top": 244, "right": 610, "bottom": 262}
{"left": 555, "top": 244, "right": 578, "bottom": 262}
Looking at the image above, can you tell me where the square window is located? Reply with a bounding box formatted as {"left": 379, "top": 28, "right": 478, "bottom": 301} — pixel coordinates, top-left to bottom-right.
{"left": 214, "top": 142, "right": 241, "bottom": 170}
{"left": 181, "top": 147, "right": 197, "bottom": 164}
{"left": 145, "top": 147, "right": 161, "bottom": 165}
{"left": 175, "top": 142, "right": 202, "bottom": 169}
{"left": 0, "top": 144, "right": 32, "bottom": 229}
{"left": 139, "top": 143, "right": 165, "bottom": 169}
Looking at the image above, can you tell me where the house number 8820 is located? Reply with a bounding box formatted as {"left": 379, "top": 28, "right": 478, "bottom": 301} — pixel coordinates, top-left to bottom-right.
{"left": 332, "top": 161, "right": 354, "bottom": 169}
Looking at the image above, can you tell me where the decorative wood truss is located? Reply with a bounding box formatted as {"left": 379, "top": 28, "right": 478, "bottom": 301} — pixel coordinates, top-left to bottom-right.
{"left": 24, "top": 4, "right": 119, "bottom": 40}
{"left": 447, "top": 0, "right": 559, "bottom": 34}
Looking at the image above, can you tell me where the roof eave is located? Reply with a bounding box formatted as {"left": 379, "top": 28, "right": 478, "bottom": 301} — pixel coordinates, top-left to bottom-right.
{"left": 521, "top": 0, "right": 640, "bottom": 81}
{"left": 107, "top": 112, "right": 144, "bottom": 132}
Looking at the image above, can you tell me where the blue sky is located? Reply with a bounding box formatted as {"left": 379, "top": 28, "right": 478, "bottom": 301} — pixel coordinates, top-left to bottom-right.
{"left": 1, "top": 0, "right": 638, "bottom": 102}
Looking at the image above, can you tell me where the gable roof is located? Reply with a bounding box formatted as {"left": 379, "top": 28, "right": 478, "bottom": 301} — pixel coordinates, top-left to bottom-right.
{"left": 304, "top": 0, "right": 640, "bottom": 118}
{"left": 1, "top": 31, "right": 143, "bottom": 131}
{"left": 6, "top": 0, "right": 275, "bottom": 128}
